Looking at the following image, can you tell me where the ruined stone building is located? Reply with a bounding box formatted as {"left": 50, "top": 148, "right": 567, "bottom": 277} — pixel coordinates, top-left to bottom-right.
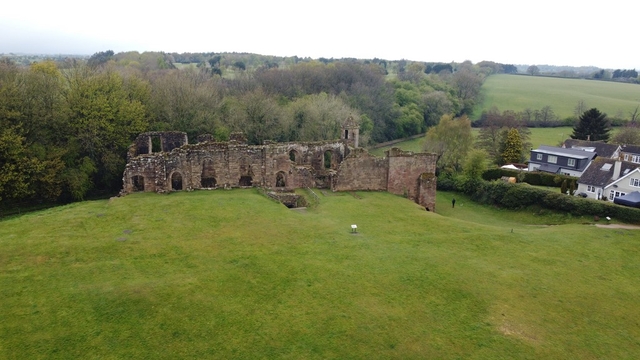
{"left": 121, "top": 117, "right": 438, "bottom": 211}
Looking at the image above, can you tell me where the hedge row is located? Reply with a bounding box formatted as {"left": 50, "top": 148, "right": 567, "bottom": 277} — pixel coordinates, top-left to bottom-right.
{"left": 482, "top": 168, "right": 577, "bottom": 187}
{"left": 438, "top": 176, "right": 640, "bottom": 224}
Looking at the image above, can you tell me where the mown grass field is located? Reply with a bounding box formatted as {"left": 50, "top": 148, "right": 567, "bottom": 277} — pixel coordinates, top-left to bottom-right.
{"left": 1, "top": 190, "right": 639, "bottom": 358}
{"left": 476, "top": 74, "right": 640, "bottom": 119}
{"left": 369, "top": 126, "right": 607, "bottom": 156}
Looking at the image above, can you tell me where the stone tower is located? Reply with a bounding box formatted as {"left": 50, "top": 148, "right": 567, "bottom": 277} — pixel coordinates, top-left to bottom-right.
{"left": 341, "top": 115, "right": 360, "bottom": 148}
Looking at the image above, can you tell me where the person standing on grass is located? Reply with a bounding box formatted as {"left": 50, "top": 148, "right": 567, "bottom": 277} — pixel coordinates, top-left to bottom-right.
{"left": 452, "top": 198, "right": 456, "bottom": 208}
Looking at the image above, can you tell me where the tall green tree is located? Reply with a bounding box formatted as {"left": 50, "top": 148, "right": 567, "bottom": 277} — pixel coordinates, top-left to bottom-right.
{"left": 64, "top": 67, "right": 149, "bottom": 197}
{"left": 423, "top": 114, "right": 473, "bottom": 173}
{"left": 571, "top": 108, "right": 611, "bottom": 142}
{"left": 501, "top": 128, "right": 524, "bottom": 164}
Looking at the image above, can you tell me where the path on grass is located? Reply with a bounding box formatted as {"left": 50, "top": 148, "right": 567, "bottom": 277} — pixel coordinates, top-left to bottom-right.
{"left": 595, "top": 224, "right": 640, "bottom": 230}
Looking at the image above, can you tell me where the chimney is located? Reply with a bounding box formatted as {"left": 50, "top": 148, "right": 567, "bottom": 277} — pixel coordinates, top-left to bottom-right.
{"left": 612, "top": 161, "right": 622, "bottom": 180}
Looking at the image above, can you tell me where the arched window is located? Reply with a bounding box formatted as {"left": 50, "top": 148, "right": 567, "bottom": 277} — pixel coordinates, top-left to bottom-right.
{"left": 324, "top": 150, "right": 333, "bottom": 169}
{"left": 289, "top": 150, "right": 299, "bottom": 163}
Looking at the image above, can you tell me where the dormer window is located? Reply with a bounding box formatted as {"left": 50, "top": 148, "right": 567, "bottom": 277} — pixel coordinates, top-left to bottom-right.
{"left": 548, "top": 155, "right": 557, "bottom": 164}
{"left": 567, "top": 158, "right": 576, "bottom": 167}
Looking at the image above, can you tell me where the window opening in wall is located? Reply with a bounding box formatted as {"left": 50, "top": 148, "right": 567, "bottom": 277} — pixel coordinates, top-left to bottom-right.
{"left": 171, "top": 172, "right": 183, "bottom": 190}
{"left": 132, "top": 175, "right": 145, "bottom": 191}
{"left": 344, "top": 129, "right": 349, "bottom": 139}
{"left": 151, "top": 137, "right": 162, "bottom": 153}
{"left": 324, "top": 150, "right": 332, "bottom": 169}
{"left": 567, "top": 158, "right": 576, "bottom": 167}
{"left": 548, "top": 155, "right": 557, "bottom": 164}
{"left": 276, "top": 171, "right": 286, "bottom": 187}
{"left": 289, "top": 150, "right": 297, "bottom": 163}
{"left": 239, "top": 176, "right": 253, "bottom": 187}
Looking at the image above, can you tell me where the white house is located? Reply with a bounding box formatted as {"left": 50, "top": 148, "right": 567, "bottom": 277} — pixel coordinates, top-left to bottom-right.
{"left": 576, "top": 159, "right": 638, "bottom": 200}
{"left": 603, "top": 167, "right": 640, "bottom": 201}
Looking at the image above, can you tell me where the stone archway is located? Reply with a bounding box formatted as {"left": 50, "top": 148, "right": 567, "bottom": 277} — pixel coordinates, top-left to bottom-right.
{"left": 171, "top": 172, "right": 183, "bottom": 191}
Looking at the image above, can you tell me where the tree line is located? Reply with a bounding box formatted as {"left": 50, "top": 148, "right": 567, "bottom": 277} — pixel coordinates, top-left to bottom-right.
{"left": 1, "top": 52, "right": 491, "bottom": 205}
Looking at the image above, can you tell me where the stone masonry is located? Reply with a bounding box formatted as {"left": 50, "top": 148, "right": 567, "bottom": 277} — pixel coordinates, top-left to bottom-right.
{"left": 121, "top": 117, "right": 438, "bottom": 211}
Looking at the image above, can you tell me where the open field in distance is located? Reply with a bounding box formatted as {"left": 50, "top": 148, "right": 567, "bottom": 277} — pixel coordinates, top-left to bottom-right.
{"left": 369, "top": 126, "right": 623, "bottom": 156}
{"left": 475, "top": 74, "right": 640, "bottom": 119}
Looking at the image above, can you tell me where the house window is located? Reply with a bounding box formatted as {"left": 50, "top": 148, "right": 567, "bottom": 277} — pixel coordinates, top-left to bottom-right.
{"left": 587, "top": 186, "right": 595, "bottom": 193}
{"left": 633, "top": 155, "right": 640, "bottom": 164}
{"left": 624, "top": 154, "right": 629, "bottom": 161}
{"left": 609, "top": 190, "right": 626, "bottom": 200}
{"left": 567, "top": 158, "right": 576, "bottom": 167}
{"left": 630, "top": 178, "right": 640, "bottom": 188}
{"left": 548, "top": 155, "right": 557, "bottom": 164}
{"left": 536, "top": 153, "right": 543, "bottom": 160}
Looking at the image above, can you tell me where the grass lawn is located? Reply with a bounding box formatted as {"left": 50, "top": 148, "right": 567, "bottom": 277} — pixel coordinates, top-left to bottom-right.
{"left": 1, "top": 190, "right": 639, "bottom": 358}
{"left": 475, "top": 74, "right": 640, "bottom": 119}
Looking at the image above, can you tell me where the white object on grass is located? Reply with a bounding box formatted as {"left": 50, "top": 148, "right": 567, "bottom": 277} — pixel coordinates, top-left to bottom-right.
{"left": 351, "top": 224, "right": 358, "bottom": 233}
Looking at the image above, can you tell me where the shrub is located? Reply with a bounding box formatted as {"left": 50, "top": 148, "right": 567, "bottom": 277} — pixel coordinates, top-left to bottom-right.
{"left": 466, "top": 180, "right": 640, "bottom": 223}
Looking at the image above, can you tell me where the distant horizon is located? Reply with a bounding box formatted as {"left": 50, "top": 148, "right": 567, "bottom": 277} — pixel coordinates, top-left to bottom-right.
{"left": 0, "top": 51, "right": 628, "bottom": 71}
{"left": 3, "top": 0, "right": 639, "bottom": 70}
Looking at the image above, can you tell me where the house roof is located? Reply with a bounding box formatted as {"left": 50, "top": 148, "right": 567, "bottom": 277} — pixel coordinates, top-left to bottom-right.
{"left": 578, "top": 158, "right": 639, "bottom": 187}
{"left": 533, "top": 145, "right": 597, "bottom": 160}
{"left": 562, "top": 139, "right": 620, "bottom": 158}
{"left": 620, "top": 144, "right": 640, "bottom": 155}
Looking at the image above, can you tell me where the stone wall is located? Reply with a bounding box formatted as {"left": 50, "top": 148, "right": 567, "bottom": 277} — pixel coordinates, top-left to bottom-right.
{"left": 333, "top": 148, "right": 388, "bottom": 191}
{"left": 122, "top": 132, "right": 437, "bottom": 211}
{"left": 386, "top": 148, "right": 437, "bottom": 202}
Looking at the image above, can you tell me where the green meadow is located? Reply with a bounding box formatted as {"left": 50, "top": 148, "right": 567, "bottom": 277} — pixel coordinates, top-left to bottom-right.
{"left": 476, "top": 74, "right": 640, "bottom": 119}
{"left": 1, "top": 190, "right": 639, "bottom": 358}
{"left": 369, "top": 126, "right": 604, "bottom": 156}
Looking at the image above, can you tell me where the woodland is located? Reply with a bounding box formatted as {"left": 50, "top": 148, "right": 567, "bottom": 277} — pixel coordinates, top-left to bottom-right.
{"left": 2, "top": 50, "right": 638, "bottom": 207}
{"left": 0, "top": 51, "right": 496, "bottom": 204}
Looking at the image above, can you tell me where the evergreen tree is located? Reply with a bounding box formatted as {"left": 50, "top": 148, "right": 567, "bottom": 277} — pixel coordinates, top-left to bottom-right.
{"left": 501, "top": 128, "right": 524, "bottom": 164}
{"left": 571, "top": 108, "right": 611, "bottom": 142}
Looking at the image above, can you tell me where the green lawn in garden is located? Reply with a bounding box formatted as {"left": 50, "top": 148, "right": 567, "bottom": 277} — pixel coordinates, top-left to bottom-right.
{"left": 1, "top": 190, "right": 639, "bottom": 358}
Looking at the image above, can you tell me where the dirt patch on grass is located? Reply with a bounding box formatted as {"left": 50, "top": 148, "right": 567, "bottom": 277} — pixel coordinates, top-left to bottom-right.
{"left": 498, "top": 321, "right": 540, "bottom": 343}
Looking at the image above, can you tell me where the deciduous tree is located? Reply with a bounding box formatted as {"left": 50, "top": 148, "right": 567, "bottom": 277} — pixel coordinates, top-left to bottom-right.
{"left": 423, "top": 114, "right": 473, "bottom": 173}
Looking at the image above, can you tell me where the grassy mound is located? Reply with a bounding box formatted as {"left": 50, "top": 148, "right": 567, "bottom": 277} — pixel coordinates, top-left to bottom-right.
{"left": 1, "top": 190, "right": 639, "bottom": 358}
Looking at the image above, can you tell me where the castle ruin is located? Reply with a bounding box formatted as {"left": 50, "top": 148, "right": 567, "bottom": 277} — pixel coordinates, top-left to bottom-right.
{"left": 121, "top": 117, "right": 437, "bottom": 211}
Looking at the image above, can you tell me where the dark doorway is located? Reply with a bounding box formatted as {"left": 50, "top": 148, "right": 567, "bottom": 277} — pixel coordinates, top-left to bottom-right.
{"left": 132, "top": 175, "right": 145, "bottom": 191}
{"left": 201, "top": 177, "right": 217, "bottom": 188}
{"left": 276, "top": 171, "right": 286, "bottom": 187}
{"left": 239, "top": 176, "right": 253, "bottom": 187}
{"left": 171, "top": 172, "right": 183, "bottom": 190}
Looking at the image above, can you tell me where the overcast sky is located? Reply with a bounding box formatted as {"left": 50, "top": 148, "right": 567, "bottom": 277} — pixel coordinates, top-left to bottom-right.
{"left": 2, "top": 0, "right": 638, "bottom": 69}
